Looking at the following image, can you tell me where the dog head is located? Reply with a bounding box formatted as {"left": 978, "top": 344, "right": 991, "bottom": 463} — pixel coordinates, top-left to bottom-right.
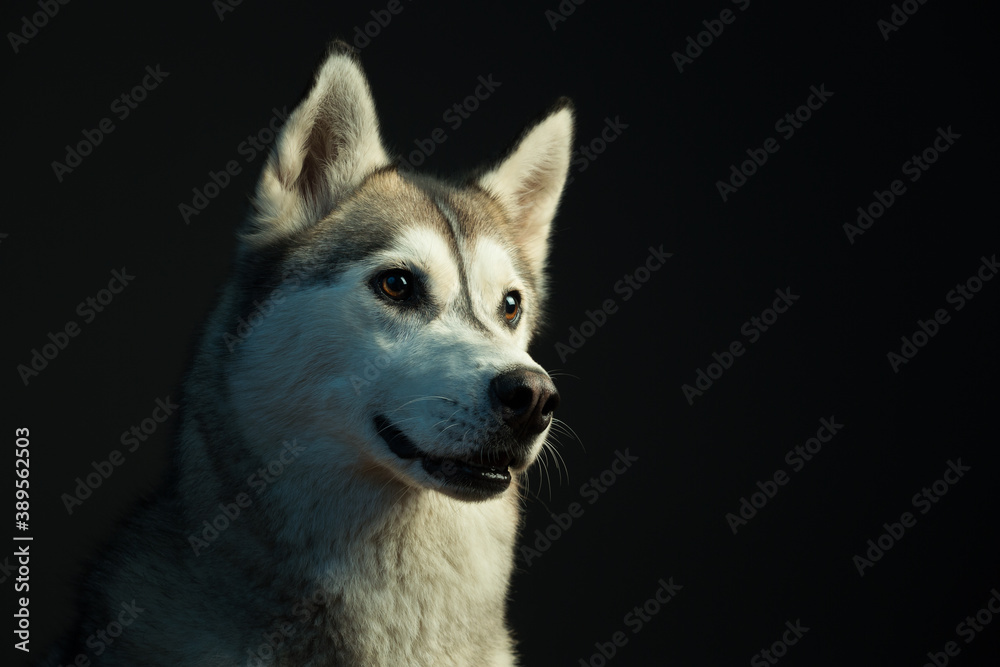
{"left": 221, "top": 43, "right": 573, "bottom": 503}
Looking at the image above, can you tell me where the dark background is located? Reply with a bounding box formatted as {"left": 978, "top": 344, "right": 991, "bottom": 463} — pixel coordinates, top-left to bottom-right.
{"left": 4, "top": 0, "right": 997, "bottom": 665}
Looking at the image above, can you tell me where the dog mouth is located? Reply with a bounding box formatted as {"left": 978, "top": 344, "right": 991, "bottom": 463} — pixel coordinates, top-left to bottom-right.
{"left": 374, "top": 415, "right": 515, "bottom": 501}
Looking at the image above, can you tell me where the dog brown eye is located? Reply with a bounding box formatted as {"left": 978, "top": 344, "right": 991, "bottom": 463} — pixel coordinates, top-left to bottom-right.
{"left": 503, "top": 292, "right": 520, "bottom": 324}
{"left": 379, "top": 270, "right": 413, "bottom": 300}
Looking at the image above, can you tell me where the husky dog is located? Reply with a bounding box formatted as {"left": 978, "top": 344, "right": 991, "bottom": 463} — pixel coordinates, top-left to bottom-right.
{"left": 43, "top": 42, "right": 572, "bottom": 666}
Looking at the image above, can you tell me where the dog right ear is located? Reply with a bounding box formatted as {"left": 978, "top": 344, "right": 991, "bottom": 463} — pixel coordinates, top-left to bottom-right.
{"left": 475, "top": 99, "right": 574, "bottom": 286}
{"left": 242, "top": 42, "right": 391, "bottom": 249}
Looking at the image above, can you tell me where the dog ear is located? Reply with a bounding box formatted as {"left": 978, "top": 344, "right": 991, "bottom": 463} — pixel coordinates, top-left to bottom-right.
{"left": 242, "top": 42, "right": 391, "bottom": 248}
{"left": 476, "top": 99, "right": 574, "bottom": 282}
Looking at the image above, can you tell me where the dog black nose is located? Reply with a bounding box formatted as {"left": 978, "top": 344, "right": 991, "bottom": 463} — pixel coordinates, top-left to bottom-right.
{"left": 490, "top": 369, "right": 560, "bottom": 438}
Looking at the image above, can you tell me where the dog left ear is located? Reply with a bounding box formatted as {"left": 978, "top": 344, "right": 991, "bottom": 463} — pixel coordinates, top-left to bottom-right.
{"left": 242, "top": 42, "right": 391, "bottom": 249}
{"left": 477, "top": 99, "right": 574, "bottom": 282}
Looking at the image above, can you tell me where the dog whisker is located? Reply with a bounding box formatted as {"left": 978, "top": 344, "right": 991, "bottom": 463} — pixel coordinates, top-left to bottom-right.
{"left": 544, "top": 368, "right": 580, "bottom": 382}
{"left": 392, "top": 395, "right": 457, "bottom": 410}
{"left": 550, "top": 418, "right": 584, "bottom": 452}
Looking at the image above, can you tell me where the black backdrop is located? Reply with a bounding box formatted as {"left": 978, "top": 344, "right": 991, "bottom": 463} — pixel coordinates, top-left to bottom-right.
{"left": 5, "top": 1, "right": 998, "bottom": 665}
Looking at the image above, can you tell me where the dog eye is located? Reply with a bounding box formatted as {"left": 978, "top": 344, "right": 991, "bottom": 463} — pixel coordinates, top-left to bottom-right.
{"left": 378, "top": 270, "right": 414, "bottom": 301}
{"left": 502, "top": 292, "right": 521, "bottom": 324}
